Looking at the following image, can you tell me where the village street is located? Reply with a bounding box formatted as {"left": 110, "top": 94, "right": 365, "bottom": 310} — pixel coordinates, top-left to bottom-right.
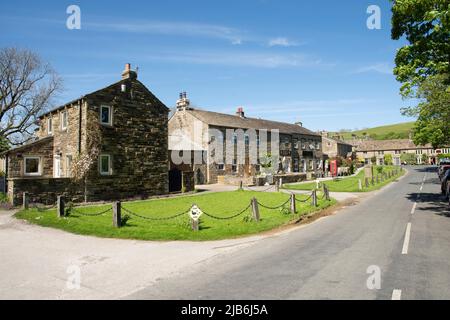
{"left": 0, "top": 166, "right": 449, "bottom": 300}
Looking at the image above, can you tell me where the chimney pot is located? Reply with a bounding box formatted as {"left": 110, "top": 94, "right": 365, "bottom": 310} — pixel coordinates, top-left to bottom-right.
{"left": 236, "top": 107, "right": 245, "bottom": 118}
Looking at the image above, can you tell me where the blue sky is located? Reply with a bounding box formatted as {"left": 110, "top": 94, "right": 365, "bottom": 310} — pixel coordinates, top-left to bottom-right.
{"left": 0, "top": 0, "right": 415, "bottom": 131}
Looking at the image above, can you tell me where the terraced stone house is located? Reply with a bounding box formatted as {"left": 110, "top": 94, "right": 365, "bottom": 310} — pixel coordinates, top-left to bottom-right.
{"left": 4, "top": 64, "right": 169, "bottom": 205}
{"left": 169, "top": 94, "right": 323, "bottom": 185}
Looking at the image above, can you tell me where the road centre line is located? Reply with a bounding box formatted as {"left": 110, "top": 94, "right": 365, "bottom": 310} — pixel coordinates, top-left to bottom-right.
{"left": 401, "top": 223, "right": 412, "bottom": 255}
{"left": 392, "top": 289, "right": 402, "bottom": 300}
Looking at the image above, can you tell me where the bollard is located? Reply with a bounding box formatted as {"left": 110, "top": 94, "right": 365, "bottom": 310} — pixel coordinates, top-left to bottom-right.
{"left": 239, "top": 180, "right": 243, "bottom": 190}
{"left": 358, "top": 179, "right": 362, "bottom": 191}
{"left": 276, "top": 180, "right": 280, "bottom": 192}
{"left": 311, "top": 190, "right": 318, "bottom": 207}
{"left": 290, "top": 193, "right": 296, "bottom": 213}
{"left": 57, "top": 196, "right": 65, "bottom": 218}
{"left": 113, "top": 201, "right": 121, "bottom": 228}
{"left": 251, "top": 197, "right": 260, "bottom": 222}
{"left": 22, "top": 192, "right": 29, "bottom": 210}
{"left": 191, "top": 218, "right": 199, "bottom": 231}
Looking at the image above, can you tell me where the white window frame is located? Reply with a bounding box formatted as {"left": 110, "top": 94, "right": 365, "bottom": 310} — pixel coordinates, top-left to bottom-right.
{"left": 99, "top": 154, "right": 112, "bottom": 176}
{"left": 217, "top": 163, "right": 225, "bottom": 170}
{"left": 61, "top": 110, "right": 68, "bottom": 131}
{"left": 100, "top": 105, "right": 113, "bottom": 126}
{"left": 24, "top": 156, "right": 42, "bottom": 176}
{"left": 47, "top": 117, "right": 53, "bottom": 135}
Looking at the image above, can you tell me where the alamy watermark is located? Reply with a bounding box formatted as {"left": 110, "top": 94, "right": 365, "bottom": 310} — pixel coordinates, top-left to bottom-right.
{"left": 366, "top": 5, "right": 381, "bottom": 30}
{"left": 66, "top": 5, "right": 81, "bottom": 30}
{"left": 66, "top": 264, "right": 81, "bottom": 290}
{"left": 366, "top": 265, "right": 381, "bottom": 290}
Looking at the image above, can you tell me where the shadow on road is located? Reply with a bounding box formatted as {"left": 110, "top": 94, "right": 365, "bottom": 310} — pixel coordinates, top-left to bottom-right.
{"left": 405, "top": 192, "right": 450, "bottom": 217}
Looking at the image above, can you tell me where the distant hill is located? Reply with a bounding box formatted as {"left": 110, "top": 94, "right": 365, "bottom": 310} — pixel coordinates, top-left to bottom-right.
{"left": 333, "top": 122, "right": 415, "bottom": 141}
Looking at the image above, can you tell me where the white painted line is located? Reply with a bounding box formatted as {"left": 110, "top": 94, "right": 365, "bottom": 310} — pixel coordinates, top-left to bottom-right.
{"left": 392, "top": 289, "right": 402, "bottom": 300}
{"left": 411, "top": 202, "right": 417, "bottom": 214}
{"left": 419, "top": 184, "right": 423, "bottom": 191}
{"left": 402, "top": 223, "right": 412, "bottom": 255}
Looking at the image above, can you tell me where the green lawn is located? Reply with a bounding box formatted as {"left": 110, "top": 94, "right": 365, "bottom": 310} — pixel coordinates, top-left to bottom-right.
{"left": 282, "top": 166, "right": 405, "bottom": 192}
{"left": 15, "top": 190, "right": 336, "bottom": 241}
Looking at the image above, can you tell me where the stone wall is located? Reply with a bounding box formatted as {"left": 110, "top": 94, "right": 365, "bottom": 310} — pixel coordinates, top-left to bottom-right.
{"left": 83, "top": 78, "right": 169, "bottom": 200}
{"left": 8, "top": 177, "right": 83, "bottom": 206}
{"left": 7, "top": 137, "right": 54, "bottom": 178}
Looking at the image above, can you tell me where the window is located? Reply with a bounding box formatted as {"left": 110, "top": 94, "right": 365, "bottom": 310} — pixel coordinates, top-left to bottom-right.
{"left": 233, "top": 133, "right": 238, "bottom": 145}
{"left": 217, "top": 163, "right": 224, "bottom": 170}
{"left": 61, "top": 110, "right": 68, "bottom": 130}
{"left": 378, "top": 151, "right": 384, "bottom": 155}
{"left": 66, "top": 155, "right": 73, "bottom": 177}
{"left": 244, "top": 134, "right": 249, "bottom": 145}
{"left": 100, "top": 105, "right": 113, "bottom": 126}
{"left": 395, "top": 150, "right": 401, "bottom": 154}
{"left": 99, "top": 154, "right": 112, "bottom": 175}
{"left": 24, "top": 157, "right": 41, "bottom": 176}
{"left": 47, "top": 117, "right": 53, "bottom": 135}
{"left": 232, "top": 159, "right": 237, "bottom": 173}
{"left": 416, "top": 149, "right": 423, "bottom": 155}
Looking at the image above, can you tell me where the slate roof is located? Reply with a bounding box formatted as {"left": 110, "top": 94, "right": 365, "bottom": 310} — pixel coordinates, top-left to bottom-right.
{"left": 187, "top": 109, "right": 320, "bottom": 136}
{"left": 353, "top": 139, "right": 433, "bottom": 151}
{"left": 38, "top": 78, "right": 169, "bottom": 119}
{"left": 2, "top": 136, "right": 54, "bottom": 155}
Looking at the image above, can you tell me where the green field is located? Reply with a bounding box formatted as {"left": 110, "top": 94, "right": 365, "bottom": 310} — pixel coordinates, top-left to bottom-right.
{"left": 283, "top": 166, "right": 404, "bottom": 192}
{"left": 334, "top": 122, "right": 415, "bottom": 141}
{"left": 15, "top": 190, "right": 336, "bottom": 241}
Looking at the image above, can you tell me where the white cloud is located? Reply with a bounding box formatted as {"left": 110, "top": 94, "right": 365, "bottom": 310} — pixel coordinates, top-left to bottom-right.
{"left": 87, "top": 21, "right": 244, "bottom": 45}
{"left": 268, "top": 37, "right": 299, "bottom": 47}
{"left": 354, "top": 63, "right": 393, "bottom": 75}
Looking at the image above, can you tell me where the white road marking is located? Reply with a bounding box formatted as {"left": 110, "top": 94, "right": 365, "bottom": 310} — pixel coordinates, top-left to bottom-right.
{"left": 392, "top": 289, "right": 402, "bottom": 300}
{"left": 402, "top": 223, "right": 412, "bottom": 255}
{"left": 419, "top": 185, "right": 423, "bottom": 191}
{"left": 411, "top": 202, "right": 417, "bottom": 215}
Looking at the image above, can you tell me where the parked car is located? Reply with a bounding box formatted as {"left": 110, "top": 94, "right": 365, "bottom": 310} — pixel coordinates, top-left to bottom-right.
{"left": 438, "top": 161, "right": 450, "bottom": 181}
{"left": 441, "top": 169, "right": 450, "bottom": 199}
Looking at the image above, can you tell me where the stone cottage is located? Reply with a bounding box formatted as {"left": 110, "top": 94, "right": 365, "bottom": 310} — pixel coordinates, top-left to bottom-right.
{"left": 168, "top": 93, "right": 323, "bottom": 185}
{"left": 4, "top": 64, "right": 169, "bottom": 205}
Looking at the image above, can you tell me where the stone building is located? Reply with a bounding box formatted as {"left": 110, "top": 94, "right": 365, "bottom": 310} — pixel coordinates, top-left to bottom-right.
{"left": 320, "top": 131, "right": 353, "bottom": 159}
{"left": 168, "top": 94, "right": 323, "bottom": 185}
{"left": 4, "top": 64, "right": 169, "bottom": 205}
{"left": 350, "top": 139, "right": 450, "bottom": 165}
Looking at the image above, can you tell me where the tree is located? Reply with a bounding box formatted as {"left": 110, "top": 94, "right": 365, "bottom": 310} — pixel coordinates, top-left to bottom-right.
{"left": 391, "top": 0, "right": 450, "bottom": 98}
{"left": 384, "top": 154, "right": 393, "bottom": 166}
{"left": 404, "top": 74, "right": 450, "bottom": 147}
{"left": 0, "top": 47, "right": 62, "bottom": 146}
{"left": 401, "top": 153, "right": 417, "bottom": 165}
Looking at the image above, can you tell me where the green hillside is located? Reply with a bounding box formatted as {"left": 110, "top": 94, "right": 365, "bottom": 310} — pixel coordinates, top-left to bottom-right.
{"left": 334, "top": 122, "right": 415, "bottom": 141}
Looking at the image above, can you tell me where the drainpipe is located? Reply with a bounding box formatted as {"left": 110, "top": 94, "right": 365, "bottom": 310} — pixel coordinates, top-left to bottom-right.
{"left": 78, "top": 99, "right": 82, "bottom": 154}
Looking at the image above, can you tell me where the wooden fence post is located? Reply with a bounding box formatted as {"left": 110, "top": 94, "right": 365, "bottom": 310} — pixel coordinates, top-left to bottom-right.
{"left": 290, "top": 193, "right": 296, "bottom": 213}
{"left": 365, "top": 178, "right": 369, "bottom": 188}
{"left": 251, "top": 197, "right": 260, "bottom": 222}
{"left": 324, "top": 185, "right": 330, "bottom": 201}
{"left": 311, "top": 190, "right": 318, "bottom": 207}
{"left": 113, "top": 201, "right": 121, "bottom": 228}
{"left": 57, "top": 196, "right": 65, "bottom": 218}
{"left": 22, "top": 192, "right": 29, "bottom": 210}
{"left": 358, "top": 179, "right": 362, "bottom": 191}
{"left": 239, "top": 180, "right": 243, "bottom": 190}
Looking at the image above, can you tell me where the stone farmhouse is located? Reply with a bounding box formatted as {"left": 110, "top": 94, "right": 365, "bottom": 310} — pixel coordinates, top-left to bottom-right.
{"left": 169, "top": 94, "right": 323, "bottom": 185}
{"left": 350, "top": 139, "right": 450, "bottom": 166}
{"left": 3, "top": 64, "right": 169, "bottom": 205}
{"left": 319, "top": 131, "right": 353, "bottom": 159}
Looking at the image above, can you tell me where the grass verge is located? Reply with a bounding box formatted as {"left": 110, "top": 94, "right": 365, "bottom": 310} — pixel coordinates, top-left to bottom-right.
{"left": 282, "top": 166, "right": 405, "bottom": 192}
{"left": 15, "top": 190, "right": 336, "bottom": 241}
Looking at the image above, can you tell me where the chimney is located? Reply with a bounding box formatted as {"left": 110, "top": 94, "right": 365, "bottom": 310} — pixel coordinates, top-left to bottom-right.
{"left": 236, "top": 107, "right": 245, "bottom": 118}
{"left": 122, "top": 63, "right": 137, "bottom": 80}
{"left": 176, "top": 91, "right": 191, "bottom": 110}
{"left": 295, "top": 121, "right": 303, "bottom": 127}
